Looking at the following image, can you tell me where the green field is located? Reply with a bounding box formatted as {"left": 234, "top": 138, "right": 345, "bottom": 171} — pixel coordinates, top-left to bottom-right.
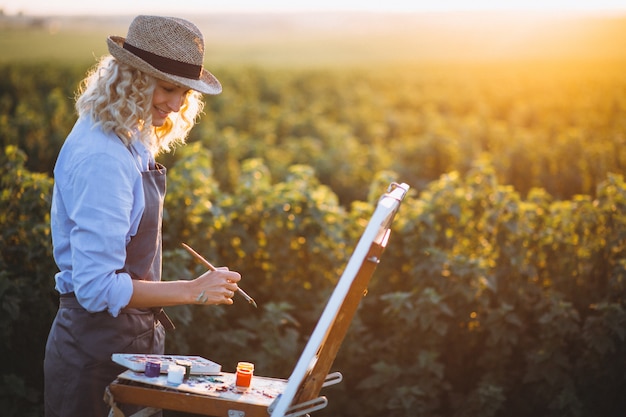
{"left": 3, "top": 11, "right": 626, "bottom": 417}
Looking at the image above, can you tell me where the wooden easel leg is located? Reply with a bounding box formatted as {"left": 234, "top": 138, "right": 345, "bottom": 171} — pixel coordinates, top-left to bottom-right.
{"left": 105, "top": 386, "right": 161, "bottom": 417}
{"left": 105, "top": 386, "right": 125, "bottom": 417}
{"left": 127, "top": 408, "right": 162, "bottom": 417}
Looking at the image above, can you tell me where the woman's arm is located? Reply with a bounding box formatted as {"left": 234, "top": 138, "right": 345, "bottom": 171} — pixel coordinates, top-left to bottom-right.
{"left": 127, "top": 269, "right": 241, "bottom": 308}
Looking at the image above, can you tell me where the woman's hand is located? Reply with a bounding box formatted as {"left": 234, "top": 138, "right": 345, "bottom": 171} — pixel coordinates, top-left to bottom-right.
{"left": 190, "top": 267, "right": 241, "bottom": 305}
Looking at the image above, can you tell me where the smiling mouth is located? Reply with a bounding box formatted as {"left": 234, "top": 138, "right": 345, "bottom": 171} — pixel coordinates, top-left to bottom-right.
{"left": 154, "top": 106, "right": 169, "bottom": 118}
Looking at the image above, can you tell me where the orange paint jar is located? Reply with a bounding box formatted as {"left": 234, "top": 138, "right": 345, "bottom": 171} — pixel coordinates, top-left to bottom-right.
{"left": 235, "top": 362, "right": 254, "bottom": 389}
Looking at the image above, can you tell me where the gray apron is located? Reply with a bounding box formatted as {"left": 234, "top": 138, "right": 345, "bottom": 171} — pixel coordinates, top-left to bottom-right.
{"left": 44, "top": 157, "right": 171, "bottom": 417}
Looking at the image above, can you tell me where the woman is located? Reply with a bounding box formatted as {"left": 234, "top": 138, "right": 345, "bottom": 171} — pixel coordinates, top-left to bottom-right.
{"left": 44, "top": 15, "right": 241, "bottom": 417}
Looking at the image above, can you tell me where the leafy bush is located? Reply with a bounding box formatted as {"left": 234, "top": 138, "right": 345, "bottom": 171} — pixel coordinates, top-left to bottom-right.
{"left": 0, "top": 146, "right": 56, "bottom": 417}
{"left": 331, "top": 165, "right": 626, "bottom": 417}
{"left": 2, "top": 60, "right": 626, "bottom": 417}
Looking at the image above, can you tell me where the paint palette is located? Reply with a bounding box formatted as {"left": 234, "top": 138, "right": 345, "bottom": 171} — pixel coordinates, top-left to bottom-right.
{"left": 112, "top": 353, "right": 222, "bottom": 375}
{"left": 117, "top": 370, "right": 286, "bottom": 406}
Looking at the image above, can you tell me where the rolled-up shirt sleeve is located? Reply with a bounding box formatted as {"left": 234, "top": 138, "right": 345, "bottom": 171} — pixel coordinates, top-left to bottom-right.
{"left": 53, "top": 137, "right": 145, "bottom": 317}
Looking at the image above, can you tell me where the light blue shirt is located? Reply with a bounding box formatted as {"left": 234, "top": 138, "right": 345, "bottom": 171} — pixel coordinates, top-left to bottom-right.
{"left": 51, "top": 116, "right": 153, "bottom": 316}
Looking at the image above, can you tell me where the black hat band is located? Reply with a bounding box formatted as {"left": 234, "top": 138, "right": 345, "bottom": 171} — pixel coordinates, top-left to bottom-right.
{"left": 123, "top": 42, "right": 202, "bottom": 80}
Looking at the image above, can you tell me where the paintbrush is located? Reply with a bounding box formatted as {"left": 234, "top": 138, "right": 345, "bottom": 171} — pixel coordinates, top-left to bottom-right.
{"left": 181, "top": 243, "right": 258, "bottom": 308}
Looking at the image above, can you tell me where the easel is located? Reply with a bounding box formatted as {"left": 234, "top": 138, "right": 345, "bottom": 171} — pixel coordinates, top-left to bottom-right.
{"left": 107, "top": 182, "right": 409, "bottom": 417}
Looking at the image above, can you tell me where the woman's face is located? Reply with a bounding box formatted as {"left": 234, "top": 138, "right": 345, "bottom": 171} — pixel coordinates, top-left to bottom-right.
{"left": 151, "top": 80, "right": 190, "bottom": 126}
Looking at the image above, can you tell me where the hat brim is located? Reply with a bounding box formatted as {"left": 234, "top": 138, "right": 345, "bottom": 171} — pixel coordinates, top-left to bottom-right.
{"left": 107, "top": 36, "right": 222, "bottom": 95}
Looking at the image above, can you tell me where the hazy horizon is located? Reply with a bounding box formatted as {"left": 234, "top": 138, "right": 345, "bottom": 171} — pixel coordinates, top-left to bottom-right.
{"left": 4, "top": 0, "right": 626, "bottom": 17}
{"left": 3, "top": 8, "right": 625, "bottom": 66}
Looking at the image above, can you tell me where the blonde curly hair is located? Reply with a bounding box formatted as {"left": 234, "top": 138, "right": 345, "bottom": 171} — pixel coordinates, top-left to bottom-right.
{"left": 75, "top": 56, "right": 205, "bottom": 155}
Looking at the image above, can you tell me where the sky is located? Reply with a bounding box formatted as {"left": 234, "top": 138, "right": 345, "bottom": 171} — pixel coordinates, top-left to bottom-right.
{"left": 4, "top": 0, "right": 626, "bottom": 16}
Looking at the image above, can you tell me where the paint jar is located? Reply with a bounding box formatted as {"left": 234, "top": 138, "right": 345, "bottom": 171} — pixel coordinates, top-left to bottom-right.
{"left": 175, "top": 359, "right": 192, "bottom": 380}
{"left": 144, "top": 360, "right": 161, "bottom": 378}
{"left": 236, "top": 362, "right": 254, "bottom": 390}
{"left": 167, "top": 364, "right": 185, "bottom": 385}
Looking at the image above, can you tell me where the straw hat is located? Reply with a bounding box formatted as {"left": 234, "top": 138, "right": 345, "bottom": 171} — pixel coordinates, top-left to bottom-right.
{"left": 107, "top": 15, "right": 221, "bottom": 95}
